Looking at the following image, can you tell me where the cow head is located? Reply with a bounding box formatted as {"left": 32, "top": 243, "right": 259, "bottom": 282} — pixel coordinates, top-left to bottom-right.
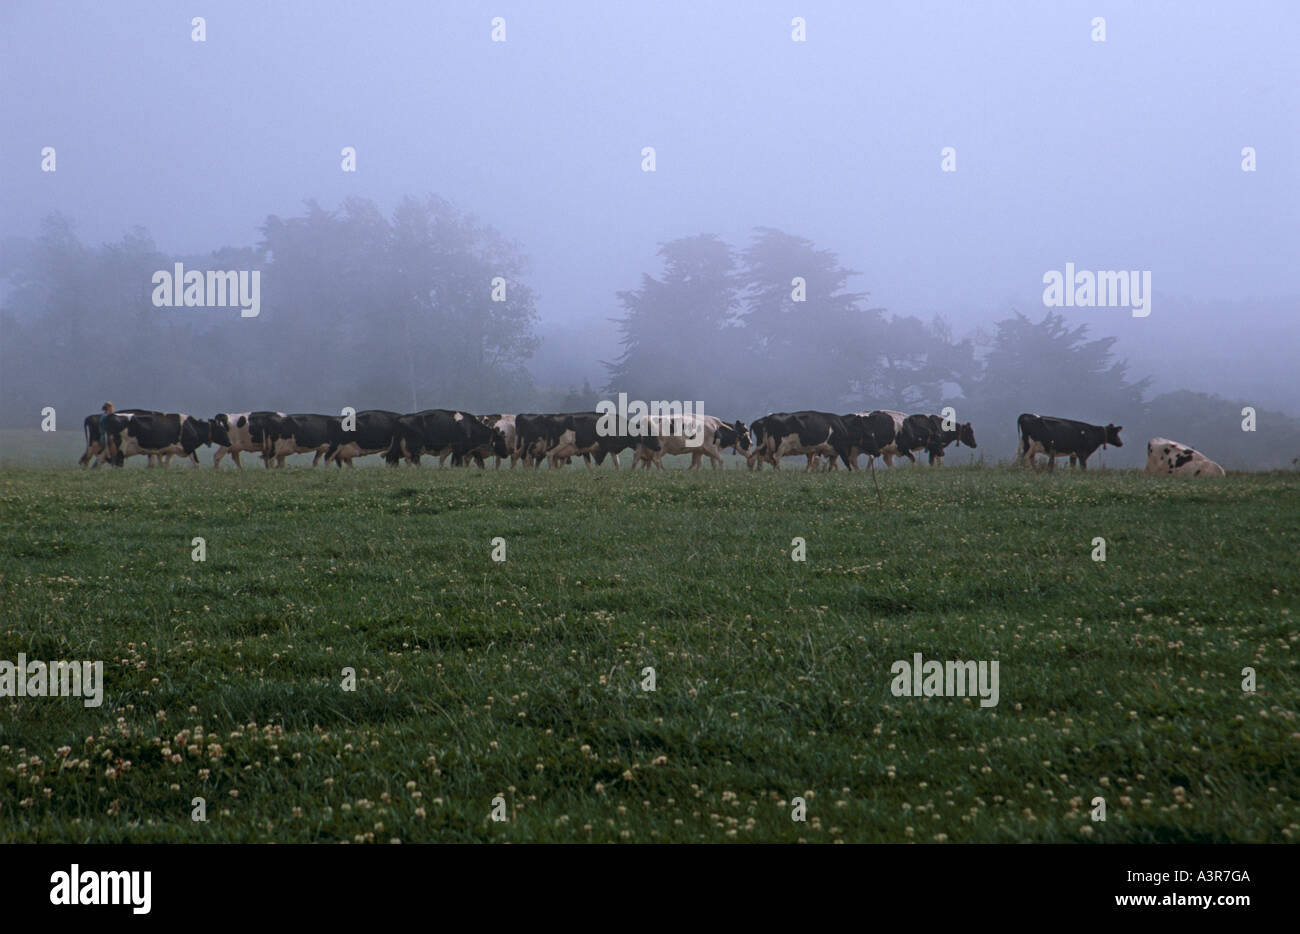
{"left": 1106, "top": 424, "right": 1123, "bottom": 447}
{"left": 475, "top": 415, "right": 510, "bottom": 458}
{"left": 460, "top": 412, "right": 493, "bottom": 447}
{"left": 182, "top": 417, "right": 207, "bottom": 449}
{"left": 208, "top": 416, "right": 232, "bottom": 448}
{"left": 731, "top": 420, "right": 751, "bottom": 452}
{"left": 489, "top": 427, "right": 510, "bottom": 459}
{"left": 958, "top": 422, "right": 977, "bottom": 448}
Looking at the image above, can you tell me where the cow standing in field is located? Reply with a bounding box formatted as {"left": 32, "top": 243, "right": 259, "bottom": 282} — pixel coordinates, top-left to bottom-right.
{"left": 745, "top": 411, "right": 857, "bottom": 471}
{"left": 479, "top": 414, "right": 520, "bottom": 467}
{"left": 386, "top": 409, "right": 496, "bottom": 467}
{"left": 1016, "top": 413, "right": 1122, "bottom": 469}
{"left": 830, "top": 411, "right": 900, "bottom": 470}
{"left": 79, "top": 408, "right": 157, "bottom": 467}
{"left": 514, "top": 413, "right": 572, "bottom": 467}
{"left": 325, "top": 410, "right": 401, "bottom": 467}
{"left": 264, "top": 414, "right": 334, "bottom": 467}
{"left": 1145, "top": 438, "right": 1225, "bottom": 476}
{"left": 633, "top": 415, "right": 750, "bottom": 470}
{"left": 548, "top": 412, "right": 642, "bottom": 468}
{"left": 105, "top": 412, "right": 230, "bottom": 467}
{"left": 212, "top": 411, "right": 286, "bottom": 467}
{"left": 880, "top": 413, "right": 977, "bottom": 466}
{"left": 861, "top": 410, "right": 974, "bottom": 467}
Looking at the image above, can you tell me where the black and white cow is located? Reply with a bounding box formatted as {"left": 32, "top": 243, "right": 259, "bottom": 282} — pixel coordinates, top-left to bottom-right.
{"left": 325, "top": 410, "right": 402, "bottom": 467}
{"left": 112, "top": 412, "right": 230, "bottom": 467}
{"left": 478, "top": 414, "right": 520, "bottom": 467}
{"left": 1145, "top": 438, "right": 1225, "bottom": 477}
{"left": 455, "top": 414, "right": 500, "bottom": 467}
{"left": 212, "top": 411, "right": 286, "bottom": 467}
{"left": 835, "top": 411, "right": 900, "bottom": 469}
{"left": 548, "top": 412, "right": 643, "bottom": 469}
{"left": 861, "top": 410, "right": 941, "bottom": 467}
{"left": 633, "top": 415, "right": 750, "bottom": 470}
{"left": 386, "top": 409, "right": 495, "bottom": 467}
{"left": 1016, "top": 413, "right": 1123, "bottom": 470}
{"left": 79, "top": 408, "right": 157, "bottom": 467}
{"left": 709, "top": 418, "right": 751, "bottom": 466}
{"left": 514, "top": 413, "right": 572, "bottom": 467}
{"left": 265, "top": 414, "right": 335, "bottom": 467}
{"left": 883, "top": 413, "right": 977, "bottom": 466}
{"left": 746, "top": 411, "right": 857, "bottom": 471}
{"left": 745, "top": 414, "right": 778, "bottom": 469}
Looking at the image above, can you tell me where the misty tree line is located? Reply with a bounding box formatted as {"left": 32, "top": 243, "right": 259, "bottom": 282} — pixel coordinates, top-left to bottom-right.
{"left": 1, "top": 196, "right": 1297, "bottom": 468}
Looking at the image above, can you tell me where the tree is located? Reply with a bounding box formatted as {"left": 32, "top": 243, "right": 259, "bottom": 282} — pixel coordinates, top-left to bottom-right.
{"left": 738, "top": 227, "right": 882, "bottom": 414}
{"left": 860, "top": 314, "right": 977, "bottom": 412}
{"left": 604, "top": 234, "right": 741, "bottom": 411}
{"left": 257, "top": 195, "right": 541, "bottom": 412}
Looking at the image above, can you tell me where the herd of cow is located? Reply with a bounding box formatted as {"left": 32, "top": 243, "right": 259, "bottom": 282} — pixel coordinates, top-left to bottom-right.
{"left": 75, "top": 406, "right": 1226, "bottom": 476}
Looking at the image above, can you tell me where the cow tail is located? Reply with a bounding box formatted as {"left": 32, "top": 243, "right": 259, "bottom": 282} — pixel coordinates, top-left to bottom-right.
{"left": 385, "top": 428, "right": 407, "bottom": 466}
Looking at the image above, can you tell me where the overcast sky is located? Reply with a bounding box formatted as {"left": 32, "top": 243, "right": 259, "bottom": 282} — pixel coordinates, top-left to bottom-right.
{"left": 3, "top": 1, "right": 1297, "bottom": 406}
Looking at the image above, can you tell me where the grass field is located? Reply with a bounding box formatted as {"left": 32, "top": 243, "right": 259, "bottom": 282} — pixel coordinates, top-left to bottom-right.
{"left": 0, "top": 454, "right": 1297, "bottom": 843}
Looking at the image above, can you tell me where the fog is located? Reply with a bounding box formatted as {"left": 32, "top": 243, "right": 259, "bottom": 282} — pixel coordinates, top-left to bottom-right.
{"left": 2, "top": 1, "right": 1298, "bottom": 466}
